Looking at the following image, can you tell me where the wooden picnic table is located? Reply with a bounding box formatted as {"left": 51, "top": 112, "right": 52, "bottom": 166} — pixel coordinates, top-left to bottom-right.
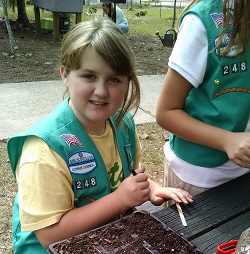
{"left": 33, "top": 6, "right": 82, "bottom": 42}
{"left": 31, "top": 0, "right": 83, "bottom": 42}
{"left": 151, "top": 172, "right": 250, "bottom": 254}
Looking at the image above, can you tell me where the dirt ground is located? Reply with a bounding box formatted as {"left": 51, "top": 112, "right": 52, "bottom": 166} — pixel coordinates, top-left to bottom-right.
{"left": 0, "top": 20, "right": 172, "bottom": 84}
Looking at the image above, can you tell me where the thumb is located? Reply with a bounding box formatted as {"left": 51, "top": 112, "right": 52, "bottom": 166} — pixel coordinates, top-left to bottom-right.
{"left": 151, "top": 196, "right": 164, "bottom": 206}
{"left": 135, "top": 167, "right": 145, "bottom": 174}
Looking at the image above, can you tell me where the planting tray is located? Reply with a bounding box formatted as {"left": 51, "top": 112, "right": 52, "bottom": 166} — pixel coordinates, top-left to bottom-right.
{"left": 48, "top": 211, "right": 204, "bottom": 254}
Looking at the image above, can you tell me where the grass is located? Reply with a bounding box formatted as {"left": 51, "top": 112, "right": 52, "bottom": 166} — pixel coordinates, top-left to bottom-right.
{"left": 1, "top": 3, "right": 184, "bottom": 35}
{"left": 0, "top": 122, "right": 166, "bottom": 253}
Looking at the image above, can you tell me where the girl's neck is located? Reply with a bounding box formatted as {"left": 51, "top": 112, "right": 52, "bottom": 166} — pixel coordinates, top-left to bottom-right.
{"left": 85, "top": 121, "right": 107, "bottom": 136}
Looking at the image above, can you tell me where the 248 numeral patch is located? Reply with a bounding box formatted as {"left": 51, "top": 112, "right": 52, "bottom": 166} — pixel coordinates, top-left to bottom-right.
{"left": 75, "top": 177, "right": 97, "bottom": 190}
{"left": 222, "top": 61, "right": 247, "bottom": 76}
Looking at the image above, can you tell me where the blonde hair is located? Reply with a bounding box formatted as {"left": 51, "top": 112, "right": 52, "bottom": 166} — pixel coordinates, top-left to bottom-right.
{"left": 177, "top": 0, "right": 249, "bottom": 56}
{"left": 60, "top": 18, "right": 140, "bottom": 126}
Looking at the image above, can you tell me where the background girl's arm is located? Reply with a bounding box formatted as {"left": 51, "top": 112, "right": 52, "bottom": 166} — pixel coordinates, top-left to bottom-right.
{"left": 156, "top": 68, "right": 250, "bottom": 168}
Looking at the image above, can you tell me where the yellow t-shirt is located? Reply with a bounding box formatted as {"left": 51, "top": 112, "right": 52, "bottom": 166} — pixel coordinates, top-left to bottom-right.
{"left": 17, "top": 120, "right": 141, "bottom": 232}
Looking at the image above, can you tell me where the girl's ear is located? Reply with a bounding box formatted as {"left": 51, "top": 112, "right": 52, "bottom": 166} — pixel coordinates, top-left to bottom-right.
{"left": 60, "top": 66, "right": 69, "bottom": 86}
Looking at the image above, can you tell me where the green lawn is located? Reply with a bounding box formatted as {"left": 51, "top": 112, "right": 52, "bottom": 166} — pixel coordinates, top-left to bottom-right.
{"left": 1, "top": 3, "right": 184, "bottom": 35}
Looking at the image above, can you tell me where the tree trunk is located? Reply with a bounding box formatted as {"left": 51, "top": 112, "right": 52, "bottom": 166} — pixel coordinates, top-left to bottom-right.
{"left": 16, "top": 0, "right": 30, "bottom": 27}
{"left": 2, "top": 0, "right": 18, "bottom": 53}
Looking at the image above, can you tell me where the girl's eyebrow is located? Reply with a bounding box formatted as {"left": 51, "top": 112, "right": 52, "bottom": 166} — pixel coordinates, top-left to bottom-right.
{"left": 79, "top": 69, "right": 99, "bottom": 75}
{"left": 80, "top": 68, "right": 94, "bottom": 72}
{"left": 80, "top": 68, "right": 125, "bottom": 77}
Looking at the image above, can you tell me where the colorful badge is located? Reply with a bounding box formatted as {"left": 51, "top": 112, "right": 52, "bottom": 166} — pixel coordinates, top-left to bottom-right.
{"left": 60, "top": 134, "right": 83, "bottom": 147}
{"left": 68, "top": 151, "right": 97, "bottom": 174}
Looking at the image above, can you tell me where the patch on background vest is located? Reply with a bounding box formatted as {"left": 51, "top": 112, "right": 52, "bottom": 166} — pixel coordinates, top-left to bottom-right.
{"left": 214, "top": 32, "right": 237, "bottom": 56}
{"left": 60, "top": 134, "right": 83, "bottom": 147}
{"left": 210, "top": 13, "right": 223, "bottom": 28}
{"left": 68, "top": 150, "right": 97, "bottom": 174}
{"left": 210, "top": 13, "right": 233, "bottom": 28}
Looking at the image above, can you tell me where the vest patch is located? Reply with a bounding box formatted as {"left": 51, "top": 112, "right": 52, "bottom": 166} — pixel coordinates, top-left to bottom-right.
{"left": 68, "top": 151, "right": 97, "bottom": 174}
{"left": 210, "top": 13, "right": 223, "bottom": 28}
{"left": 214, "top": 33, "right": 237, "bottom": 56}
{"left": 60, "top": 134, "right": 83, "bottom": 147}
{"left": 210, "top": 13, "right": 233, "bottom": 28}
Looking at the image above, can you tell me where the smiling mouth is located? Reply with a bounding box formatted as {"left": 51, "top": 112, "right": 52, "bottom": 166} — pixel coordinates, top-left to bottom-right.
{"left": 90, "top": 100, "right": 108, "bottom": 106}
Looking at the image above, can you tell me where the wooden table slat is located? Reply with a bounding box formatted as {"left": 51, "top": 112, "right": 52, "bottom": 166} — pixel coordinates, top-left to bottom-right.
{"left": 153, "top": 173, "right": 250, "bottom": 239}
{"left": 151, "top": 172, "right": 250, "bottom": 254}
{"left": 190, "top": 211, "right": 250, "bottom": 254}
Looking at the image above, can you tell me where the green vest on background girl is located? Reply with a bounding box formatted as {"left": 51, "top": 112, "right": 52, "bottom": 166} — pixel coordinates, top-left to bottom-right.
{"left": 8, "top": 99, "right": 137, "bottom": 254}
{"left": 170, "top": 0, "right": 250, "bottom": 167}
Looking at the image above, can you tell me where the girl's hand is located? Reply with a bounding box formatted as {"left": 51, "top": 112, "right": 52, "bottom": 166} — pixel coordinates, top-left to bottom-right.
{"left": 149, "top": 183, "right": 193, "bottom": 206}
{"left": 225, "top": 132, "right": 250, "bottom": 168}
{"left": 114, "top": 168, "right": 151, "bottom": 209}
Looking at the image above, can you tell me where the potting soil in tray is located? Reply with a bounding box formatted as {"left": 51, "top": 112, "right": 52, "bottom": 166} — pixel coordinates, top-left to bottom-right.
{"left": 48, "top": 211, "right": 203, "bottom": 254}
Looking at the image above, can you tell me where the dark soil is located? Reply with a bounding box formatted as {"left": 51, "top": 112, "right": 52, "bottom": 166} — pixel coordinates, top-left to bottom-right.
{"left": 49, "top": 212, "right": 203, "bottom": 254}
{"left": 0, "top": 20, "right": 172, "bottom": 84}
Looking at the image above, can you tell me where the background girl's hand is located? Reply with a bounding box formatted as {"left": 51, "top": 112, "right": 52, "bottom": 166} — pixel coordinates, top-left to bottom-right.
{"left": 114, "top": 168, "right": 151, "bottom": 209}
{"left": 225, "top": 132, "right": 250, "bottom": 168}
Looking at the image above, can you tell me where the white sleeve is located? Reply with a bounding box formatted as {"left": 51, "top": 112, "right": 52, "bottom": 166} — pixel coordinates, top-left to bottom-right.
{"left": 168, "top": 14, "right": 208, "bottom": 88}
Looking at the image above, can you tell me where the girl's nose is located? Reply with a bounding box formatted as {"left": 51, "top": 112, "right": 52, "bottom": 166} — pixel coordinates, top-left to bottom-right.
{"left": 94, "top": 81, "right": 108, "bottom": 97}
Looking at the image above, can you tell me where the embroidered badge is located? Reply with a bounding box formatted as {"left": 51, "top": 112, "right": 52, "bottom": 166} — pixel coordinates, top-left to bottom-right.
{"left": 68, "top": 150, "right": 97, "bottom": 174}
{"left": 60, "top": 134, "right": 83, "bottom": 147}
{"left": 214, "top": 33, "right": 237, "bottom": 56}
{"left": 210, "top": 13, "right": 233, "bottom": 28}
{"left": 210, "top": 13, "right": 223, "bottom": 28}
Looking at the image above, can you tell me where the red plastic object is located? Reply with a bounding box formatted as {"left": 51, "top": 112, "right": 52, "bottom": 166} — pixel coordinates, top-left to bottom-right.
{"left": 217, "top": 240, "right": 238, "bottom": 254}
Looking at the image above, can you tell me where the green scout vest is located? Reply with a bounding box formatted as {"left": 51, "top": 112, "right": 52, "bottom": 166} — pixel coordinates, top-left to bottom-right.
{"left": 170, "top": 0, "right": 250, "bottom": 167}
{"left": 8, "top": 98, "right": 137, "bottom": 254}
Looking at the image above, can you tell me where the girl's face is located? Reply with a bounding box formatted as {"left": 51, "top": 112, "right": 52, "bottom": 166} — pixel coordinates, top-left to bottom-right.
{"left": 60, "top": 48, "right": 129, "bottom": 135}
{"left": 102, "top": 6, "right": 110, "bottom": 15}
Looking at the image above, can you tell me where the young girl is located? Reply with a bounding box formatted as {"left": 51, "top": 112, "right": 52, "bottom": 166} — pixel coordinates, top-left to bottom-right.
{"left": 7, "top": 19, "right": 193, "bottom": 253}
{"left": 102, "top": 2, "right": 129, "bottom": 33}
{"left": 156, "top": 0, "right": 250, "bottom": 200}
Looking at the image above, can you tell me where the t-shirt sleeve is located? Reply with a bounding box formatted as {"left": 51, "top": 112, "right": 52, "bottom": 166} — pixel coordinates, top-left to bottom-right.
{"left": 17, "top": 136, "right": 74, "bottom": 232}
{"left": 168, "top": 14, "right": 208, "bottom": 88}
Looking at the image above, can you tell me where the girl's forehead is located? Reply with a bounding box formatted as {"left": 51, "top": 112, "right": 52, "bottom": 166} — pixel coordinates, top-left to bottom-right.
{"left": 79, "top": 49, "right": 112, "bottom": 71}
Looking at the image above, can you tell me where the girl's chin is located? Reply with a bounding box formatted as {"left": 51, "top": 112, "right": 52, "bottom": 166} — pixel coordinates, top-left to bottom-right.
{"left": 89, "top": 110, "right": 117, "bottom": 120}
{"left": 86, "top": 115, "right": 108, "bottom": 124}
